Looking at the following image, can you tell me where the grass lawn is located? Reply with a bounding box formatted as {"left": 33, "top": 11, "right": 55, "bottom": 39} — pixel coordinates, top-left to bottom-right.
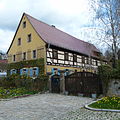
{"left": 0, "top": 87, "right": 38, "bottom": 99}
{"left": 88, "top": 96, "right": 120, "bottom": 110}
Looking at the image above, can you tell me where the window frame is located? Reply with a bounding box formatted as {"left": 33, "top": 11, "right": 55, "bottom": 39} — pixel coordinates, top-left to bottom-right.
{"left": 32, "top": 50, "right": 37, "bottom": 59}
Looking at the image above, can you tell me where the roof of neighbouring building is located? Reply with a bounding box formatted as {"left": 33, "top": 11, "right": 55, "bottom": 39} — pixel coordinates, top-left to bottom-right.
{"left": 0, "top": 59, "right": 7, "bottom": 64}
{"left": 7, "top": 13, "right": 101, "bottom": 58}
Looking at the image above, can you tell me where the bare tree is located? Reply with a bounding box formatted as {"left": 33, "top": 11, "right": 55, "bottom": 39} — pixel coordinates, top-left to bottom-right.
{"left": 89, "top": 0, "right": 120, "bottom": 67}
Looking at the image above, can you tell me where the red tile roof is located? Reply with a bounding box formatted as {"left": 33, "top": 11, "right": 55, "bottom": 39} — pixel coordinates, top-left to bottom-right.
{"left": 0, "top": 59, "right": 7, "bottom": 63}
{"left": 26, "top": 13, "right": 100, "bottom": 58}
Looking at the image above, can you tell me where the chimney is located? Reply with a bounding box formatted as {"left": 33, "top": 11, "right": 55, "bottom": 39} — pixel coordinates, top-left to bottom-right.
{"left": 51, "top": 25, "right": 55, "bottom": 28}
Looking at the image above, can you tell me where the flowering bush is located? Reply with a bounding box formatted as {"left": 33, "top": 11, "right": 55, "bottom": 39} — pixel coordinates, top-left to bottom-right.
{"left": 89, "top": 96, "right": 120, "bottom": 110}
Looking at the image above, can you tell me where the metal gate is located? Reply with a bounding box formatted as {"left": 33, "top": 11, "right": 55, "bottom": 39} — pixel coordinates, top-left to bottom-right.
{"left": 51, "top": 75, "right": 60, "bottom": 93}
{"left": 65, "top": 72, "right": 103, "bottom": 96}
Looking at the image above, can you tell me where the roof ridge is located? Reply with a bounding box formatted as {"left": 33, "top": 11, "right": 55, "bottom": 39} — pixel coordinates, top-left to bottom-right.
{"left": 25, "top": 13, "right": 93, "bottom": 46}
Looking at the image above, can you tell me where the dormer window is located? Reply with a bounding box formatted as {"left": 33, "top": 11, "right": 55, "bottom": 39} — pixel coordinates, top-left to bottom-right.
{"left": 23, "top": 21, "right": 26, "bottom": 28}
{"left": 18, "top": 38, "right": 21, "bottom": 46}
{"left": 27, "top": 34, "right": 31, "bottom": 42}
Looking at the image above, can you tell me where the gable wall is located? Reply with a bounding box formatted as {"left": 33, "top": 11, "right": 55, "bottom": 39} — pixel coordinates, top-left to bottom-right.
{"left": 8, "top": 15, "right": 46, "bottom": 64}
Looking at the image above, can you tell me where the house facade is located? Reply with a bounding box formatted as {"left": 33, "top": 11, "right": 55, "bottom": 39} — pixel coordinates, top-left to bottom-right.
{"left": 7, "top": 13, "right": 106, "bottom": 77}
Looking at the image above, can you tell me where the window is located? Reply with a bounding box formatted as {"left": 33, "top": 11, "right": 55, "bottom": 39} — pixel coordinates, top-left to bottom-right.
{"left": 86, "top": 57, "right": 89, "bottom": 64}
{"left": 27, "top": 34, "right": 31, "bottom": 42}
{"left": 10, "top": 69, "right": 17, "bottom": 75}
{"left": 82, "top": 56, "right": 85, "bottom": 63}
{"left": 33, "top": 50, "right": 36, "bottom": 58}
{"left": 64, "top": 52, "right": 69, "bottom": 61}
{"left": 23, "top": 52, "right": 26, "bottom": 60}
{"left": 96, "top": 60, "right": 98, "bottom": 66}
{"left": 22, "top": 68, "right": 27, "bottom": 75}
{"left": 18, "top": 38, "right": 21, "bottom": 46}
{"left": 53, "top": 49, "right": 58, "bottom": 59}
{"left": 23, "top": 21, "right": 26, "bottom": 28}
{"left": 13, "top": 55, "right": 16, "bottom": 62}
{"left": 73, "top": 54, "right": 77, "bottom": 62}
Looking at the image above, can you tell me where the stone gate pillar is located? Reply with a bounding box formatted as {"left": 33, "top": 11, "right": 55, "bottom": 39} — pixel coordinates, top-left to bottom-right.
{"left": 47, "top": 72, "right": 52, "bottom": 92}
{"left": 59, "top": 70, "right": 66, "bottom": 94}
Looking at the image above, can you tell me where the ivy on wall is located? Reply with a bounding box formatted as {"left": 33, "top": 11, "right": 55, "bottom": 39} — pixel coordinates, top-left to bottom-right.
{"left": 7, "top": 58, "right": 44, "bottom": 75}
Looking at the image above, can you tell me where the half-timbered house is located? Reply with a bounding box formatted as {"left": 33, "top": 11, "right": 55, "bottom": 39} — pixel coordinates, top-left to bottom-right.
{"left": 7, "top": 13, "right": 106, "bottom": 77}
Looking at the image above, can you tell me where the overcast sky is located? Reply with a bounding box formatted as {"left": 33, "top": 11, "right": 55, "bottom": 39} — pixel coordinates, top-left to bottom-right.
{"left": 0, "top": 0, "right": 96, "bottom": 53}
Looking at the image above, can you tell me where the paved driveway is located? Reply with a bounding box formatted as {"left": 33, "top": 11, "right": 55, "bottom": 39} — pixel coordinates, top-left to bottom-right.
{"left": 0, "top": 93, "right": 119, "bottom": 120}
{"left": 0, "top": 93, "right": 92, "bottom": 120}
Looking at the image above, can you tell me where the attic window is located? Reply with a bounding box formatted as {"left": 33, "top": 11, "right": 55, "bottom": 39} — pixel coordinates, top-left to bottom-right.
{"left": 23, "top": 21, "right": 26, "bottom": 28}
{"left": 27, "top": 34, "right": 31, "bottom": 42}
{"left": 18, "top": 38, "right": 21, "bottom": 46}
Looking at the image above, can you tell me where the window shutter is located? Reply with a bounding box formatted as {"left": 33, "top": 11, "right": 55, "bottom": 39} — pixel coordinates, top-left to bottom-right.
{"left": 58, "top": 68, "right": 60, "bottom": 75}
{"left": 20, "top": 69, "right": 23, "bottom": 75}
{"left": 10, "top": 70, "right": 13, "bottom": 75}
{"left": 36, "top": 67, "right": 39, "bottom": 76}
{"left": 52, "top": 68, "right": 54, "bottom": 76}
{"left": 26, "top": 69, "right": 28, "bottom": 76}
{"left": 30, "top": 68, "right": 33, "bottom": 77}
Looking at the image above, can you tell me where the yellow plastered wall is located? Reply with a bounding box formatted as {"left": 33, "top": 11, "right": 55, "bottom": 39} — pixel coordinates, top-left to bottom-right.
{"left": 8, "top": 14, "right": 47, "bottom": 74}
{"left": 8, "top": 14, "right": 46, "bottom": 62}
{"left": 47, "top": 65, "right": 82, "bottom": 72}
{"left": 47, "top": 65, "right": 95, "bottom": 73}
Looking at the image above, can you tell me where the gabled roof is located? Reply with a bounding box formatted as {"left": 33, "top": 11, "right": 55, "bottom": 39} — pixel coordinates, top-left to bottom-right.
{"left": 25, "top": 13, "right": 100, "bottom": 58}
{"left": 7, "top": 13, "right": 100, "bottom": 58}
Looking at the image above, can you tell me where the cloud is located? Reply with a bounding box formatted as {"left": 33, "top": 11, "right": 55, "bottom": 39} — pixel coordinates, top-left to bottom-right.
{"left": 0, "top": 29, "right": 14, "bottom": 52}
{"left": 0, "top": 0, "right": 94, "bottom": 52}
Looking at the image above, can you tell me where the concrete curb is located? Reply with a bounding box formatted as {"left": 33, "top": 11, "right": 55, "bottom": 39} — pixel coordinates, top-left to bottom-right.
{"left": 84, "top": 99, "right": 120, "bottom": 112}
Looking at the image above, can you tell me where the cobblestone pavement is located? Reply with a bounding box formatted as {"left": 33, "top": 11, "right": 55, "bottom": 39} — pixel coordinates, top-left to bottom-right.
{"left": 0, "top": 93, "right": 119, "bottom": 120}
{"left": 58, "top": 108, "right": 120, "bottom": 120}
{"left": 0, "top": 93, "right": 92, "bottom": 120}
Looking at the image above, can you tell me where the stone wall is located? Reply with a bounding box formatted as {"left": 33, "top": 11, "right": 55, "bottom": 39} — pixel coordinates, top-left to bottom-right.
{"left": 107, "top": 79, "right": 120, "bottom": 96}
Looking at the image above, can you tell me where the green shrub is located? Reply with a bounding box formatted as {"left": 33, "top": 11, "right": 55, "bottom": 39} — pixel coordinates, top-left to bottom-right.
{"left": 0, "top": 74, "right": 48, "bottom": 93}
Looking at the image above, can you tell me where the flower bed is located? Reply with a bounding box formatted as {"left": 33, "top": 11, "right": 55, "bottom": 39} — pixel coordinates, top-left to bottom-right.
{"left": 88, "top": 96, "right": 120, "bottom": 110}
{"left": 0, "top": 87, "right": 38, "bottom": 99}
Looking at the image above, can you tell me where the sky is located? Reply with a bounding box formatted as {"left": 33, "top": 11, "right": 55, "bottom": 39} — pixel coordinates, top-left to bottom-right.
{"left": 0, "top": 0, "right": 97, "bottom": 53}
